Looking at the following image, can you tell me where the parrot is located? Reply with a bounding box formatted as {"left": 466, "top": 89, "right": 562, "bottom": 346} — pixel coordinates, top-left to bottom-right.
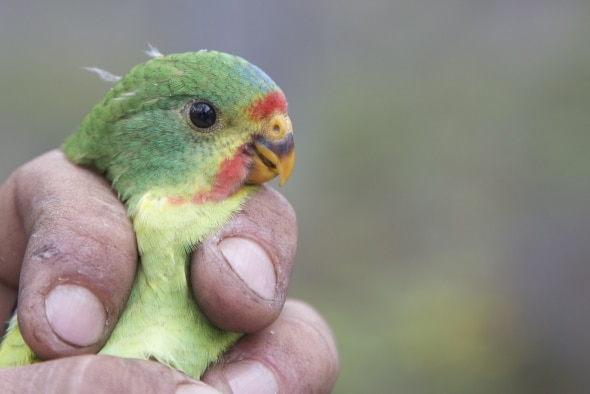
{"left": 0, "top": 49, "right": 295, "bottom": 379}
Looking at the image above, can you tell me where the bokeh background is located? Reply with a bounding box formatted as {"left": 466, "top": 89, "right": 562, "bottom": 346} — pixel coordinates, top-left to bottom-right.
{"left": 2, "top": 1, "right": 590, "bottom": 392}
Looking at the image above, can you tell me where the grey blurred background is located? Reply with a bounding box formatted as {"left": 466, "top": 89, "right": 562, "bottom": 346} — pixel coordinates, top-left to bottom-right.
{"left": 2, "top": 1, "right": 590, "bottom": 392}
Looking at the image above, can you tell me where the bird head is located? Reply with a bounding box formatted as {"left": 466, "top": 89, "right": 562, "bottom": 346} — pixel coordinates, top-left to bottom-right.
{"left": 64, "top": 51, "right": 295, "bottom": 206}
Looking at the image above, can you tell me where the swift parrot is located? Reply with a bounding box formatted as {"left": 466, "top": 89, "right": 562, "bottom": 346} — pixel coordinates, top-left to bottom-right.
{"left": 0, "top": 48, "right": 295, "bottom": 379}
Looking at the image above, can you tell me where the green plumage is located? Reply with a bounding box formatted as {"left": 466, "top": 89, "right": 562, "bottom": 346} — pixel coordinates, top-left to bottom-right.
{"left": 0, "top": 50, "right": 294, "bottom": 378}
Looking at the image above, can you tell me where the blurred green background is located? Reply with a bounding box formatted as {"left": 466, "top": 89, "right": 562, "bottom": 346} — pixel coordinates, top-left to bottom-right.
{"left": 2, "top": 1, "right": 590, "bottom": 392}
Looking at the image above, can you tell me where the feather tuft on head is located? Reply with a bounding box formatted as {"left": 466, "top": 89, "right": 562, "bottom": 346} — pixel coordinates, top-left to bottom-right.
{"left": 83, "top": 66, "right": 122, "bottom": 83}
{"left": 145, "top": 43, "right": 163, "bottom": 58}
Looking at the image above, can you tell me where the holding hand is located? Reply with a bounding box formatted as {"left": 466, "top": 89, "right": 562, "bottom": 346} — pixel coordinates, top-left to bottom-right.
{"left": 0, "top": 152, "right": 338, "bottom": 393}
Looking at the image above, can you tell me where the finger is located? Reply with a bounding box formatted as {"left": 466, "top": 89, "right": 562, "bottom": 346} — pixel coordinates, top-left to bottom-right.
{"left": 0, "top": 355, "right": 222, "bottom": 394}
{"left": 191, "top": 186, "right": 297, "bottom": 333}
{"left": 203, "top": 300, "right": 339, "bottom": 393}
{"left": 0, "top": 171, "right": 24, "bottom": 337}
{"left": 4, "top": 150, "right": 137, "bottom": 359}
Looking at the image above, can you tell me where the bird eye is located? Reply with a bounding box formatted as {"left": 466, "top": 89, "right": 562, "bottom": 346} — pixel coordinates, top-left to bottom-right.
{"left": 188, "top": 101, "right": 217, "bottom": 130}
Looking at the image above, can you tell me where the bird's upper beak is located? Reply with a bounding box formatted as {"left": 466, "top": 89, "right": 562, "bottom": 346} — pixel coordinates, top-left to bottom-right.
{"left": 247, "top": 113, "right": 295, "bottom": 186}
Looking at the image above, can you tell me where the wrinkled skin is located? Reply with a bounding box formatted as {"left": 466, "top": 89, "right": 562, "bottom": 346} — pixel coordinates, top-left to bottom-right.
{"left": 0, "top": 151, "right": 339, "bottom": 393}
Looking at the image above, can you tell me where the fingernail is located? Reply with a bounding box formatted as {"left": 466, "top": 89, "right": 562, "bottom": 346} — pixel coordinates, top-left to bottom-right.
{"left": 225, "top": 360, "right": 279, "bottom": 394}
{"left": 176, "top": 383, "right": 220, "bottom": 394}
{"left": 45, "top": 284, "right": 106, "bottom": 347}
{"left": 219, "top": 237, "right": 276, "bottom": 300}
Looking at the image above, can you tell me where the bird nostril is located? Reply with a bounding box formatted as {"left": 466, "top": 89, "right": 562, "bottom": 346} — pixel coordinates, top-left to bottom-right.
{"left": 265, "top": 115, "right": 291, "bottom": 140}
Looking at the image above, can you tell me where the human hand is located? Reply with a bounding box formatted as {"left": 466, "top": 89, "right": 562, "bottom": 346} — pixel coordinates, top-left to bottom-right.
{"left": 0, "top": 151, "right": 338, "bottom": 393}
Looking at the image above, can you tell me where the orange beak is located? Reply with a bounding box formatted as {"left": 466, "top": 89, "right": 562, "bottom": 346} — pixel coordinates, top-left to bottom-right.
{"left": 246, "top": 113, "right": 295, "bottom": 186}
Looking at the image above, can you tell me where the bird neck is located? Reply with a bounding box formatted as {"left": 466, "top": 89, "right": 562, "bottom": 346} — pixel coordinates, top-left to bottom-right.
{"left": 130, "top": 185, "right": 258, "bottom": 282}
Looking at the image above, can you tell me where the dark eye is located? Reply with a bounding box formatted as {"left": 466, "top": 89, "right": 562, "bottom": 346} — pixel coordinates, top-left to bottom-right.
{"left": 189, "top": 101, "right": 217, "bottom": 129}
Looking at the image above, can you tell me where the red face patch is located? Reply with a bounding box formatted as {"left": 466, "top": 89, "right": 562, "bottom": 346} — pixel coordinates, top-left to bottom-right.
{"left": 166, "top": 147, "right": 251, "bottom": 206}
{"left": 210, "top": 150, "right": 250, "bottom": 197}
{"left": 190, "top": 147, "right": 249, "bottom": 204}
{"left": 249, "top": 91, "right": 287, "bottom": 120}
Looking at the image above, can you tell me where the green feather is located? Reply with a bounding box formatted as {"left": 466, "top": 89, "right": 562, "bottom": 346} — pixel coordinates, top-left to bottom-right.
{"left": 0, "top": 50, "right": 289, "bottom": 378}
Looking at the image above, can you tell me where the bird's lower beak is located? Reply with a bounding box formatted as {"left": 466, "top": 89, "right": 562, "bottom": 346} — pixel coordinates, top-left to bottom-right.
{"left": 247, "top": 114, "right": 295, "bottom": 186}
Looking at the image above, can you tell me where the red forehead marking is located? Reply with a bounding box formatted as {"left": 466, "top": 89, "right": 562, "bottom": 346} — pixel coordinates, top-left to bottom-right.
{"left": 250, "top": 91, "right": 287, "bottom": 120}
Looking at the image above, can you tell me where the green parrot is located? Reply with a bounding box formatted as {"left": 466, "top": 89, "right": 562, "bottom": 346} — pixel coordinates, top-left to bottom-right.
{"left": 0, "top": 49, "right": 295, "bottom": 379}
